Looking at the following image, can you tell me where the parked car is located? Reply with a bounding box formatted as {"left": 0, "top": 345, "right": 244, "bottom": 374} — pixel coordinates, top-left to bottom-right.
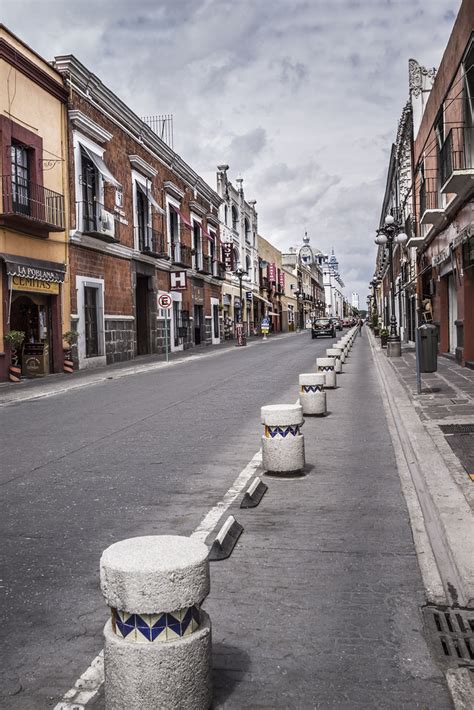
{"left": 312, "top": 318, "right": 336, "bottom": 339}
{"left": 342, "top": 318, "right": 352, "bottom": 327}
{"left": 331, "top": 317, "right": 343, "bottom": 331}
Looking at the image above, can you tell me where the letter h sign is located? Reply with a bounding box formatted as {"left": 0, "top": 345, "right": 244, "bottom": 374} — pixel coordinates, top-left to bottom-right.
{"left": 170, "top": 271, "right": 187, "bottom": 290}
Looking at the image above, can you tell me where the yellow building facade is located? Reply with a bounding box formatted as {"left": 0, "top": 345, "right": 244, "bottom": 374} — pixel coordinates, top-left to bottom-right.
{"left": 0, "top": 26, "right": 70, "bottom": 380}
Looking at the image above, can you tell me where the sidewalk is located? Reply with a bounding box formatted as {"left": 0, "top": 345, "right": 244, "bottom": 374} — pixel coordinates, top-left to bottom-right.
{"left": 384, "top": 342, "right": 474, "bottom": 508}
{"left": 368, "top": 331, "right": 474, "bottom": 610}
{"left": 0, "top": 332, "right": 295, "bottom": 407}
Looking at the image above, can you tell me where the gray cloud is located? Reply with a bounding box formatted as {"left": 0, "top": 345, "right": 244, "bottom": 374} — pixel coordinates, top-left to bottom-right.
{"left": 1, "top": 0, "right": 460, "bottom": 298}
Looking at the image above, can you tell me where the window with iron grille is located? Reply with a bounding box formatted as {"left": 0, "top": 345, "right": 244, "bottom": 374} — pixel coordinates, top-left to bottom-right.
{"left": 84, "top": 286, "right": 99, "bottom": 358}
{"left": 11, "top": 143, "right": 29, "bottom": 215}
{"left": 81, "top": 150, "right": 98, "bottom": 232}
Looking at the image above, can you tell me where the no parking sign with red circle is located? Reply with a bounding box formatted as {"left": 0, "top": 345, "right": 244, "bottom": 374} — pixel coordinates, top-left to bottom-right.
{"left": 158, "top": 293, "right": 172, "bottom": 310}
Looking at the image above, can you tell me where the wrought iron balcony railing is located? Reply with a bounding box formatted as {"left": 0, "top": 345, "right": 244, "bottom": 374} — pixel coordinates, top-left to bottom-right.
{"left": 1, "top": 176, "right": 65, "bottom": 234}
{"left": 440, "top": 126, "right": 474, "bottom": 192}
{"left": 171, "top": 242, "right": 193, "bottom": 268}
{"left": 137, "top": 226, "right": 168, "bottom": 258}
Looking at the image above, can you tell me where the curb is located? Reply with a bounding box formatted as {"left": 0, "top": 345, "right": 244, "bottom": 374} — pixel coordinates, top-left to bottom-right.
{"left": 368, "top": 330, "right": 474, "bottom": 607}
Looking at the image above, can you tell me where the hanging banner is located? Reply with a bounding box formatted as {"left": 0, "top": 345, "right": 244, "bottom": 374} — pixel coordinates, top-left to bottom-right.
{"left": 279, "top": 271, "right": 285, "bottom": 291}
{"left": 222, "top": 243, "right": 234, "bottom": 271}
{"left": 267, "top": 263, "right": 276, "bottom": 283}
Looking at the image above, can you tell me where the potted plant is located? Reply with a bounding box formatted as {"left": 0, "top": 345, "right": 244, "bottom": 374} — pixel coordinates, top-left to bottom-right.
{"left": 380, "top": 328, "right": 389, "bottom": 347}
{"left": 371, "top": 314, "right": 380, "bottom": 336}
{"left": 63, "top": 330, "right": 78, "bottom": 374}
{"left": 4, "top": 330, "right": 25, "bottom": 382}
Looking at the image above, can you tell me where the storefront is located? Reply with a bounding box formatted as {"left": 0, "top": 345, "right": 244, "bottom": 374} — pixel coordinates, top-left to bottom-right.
{"left": 2, "top": 255, "right": 66, "bottom": 379}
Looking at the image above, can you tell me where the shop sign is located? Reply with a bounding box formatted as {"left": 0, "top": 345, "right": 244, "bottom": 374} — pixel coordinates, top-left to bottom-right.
{"left": 432, "top": 247, "right": 450, "bottom": 268}
{"left": 245, "top": 291, "right": 253, "bottom": 301}
{"left": 267, "top": 263, "right": 276, "bottom": 283}
{"left": 193, "top": 285, "right": 204, "bottom": 305}
{"left": 222, "top": 243, "right": 234, "bottom": 272}
{"left": 11, "top": 275, "right": 59, "bottom": 295}
{"left": 279, "top": 271, "right": 285, "bottom": 290}
{"left": 170, "top": 271, "right": 187, "bottom": 290}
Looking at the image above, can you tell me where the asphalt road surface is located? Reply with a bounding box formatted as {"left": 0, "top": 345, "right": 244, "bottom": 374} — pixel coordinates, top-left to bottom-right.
{"left": 0, "top": 331, "right": 451, "bottom": 709}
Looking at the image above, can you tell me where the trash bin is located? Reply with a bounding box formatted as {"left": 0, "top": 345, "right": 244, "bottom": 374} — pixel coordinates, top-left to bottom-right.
{"left": 419, "top": 324, "right": 438, "bottom": 373}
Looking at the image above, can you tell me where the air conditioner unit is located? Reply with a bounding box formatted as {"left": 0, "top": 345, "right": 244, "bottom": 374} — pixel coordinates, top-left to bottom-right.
{"left": 100, "top": 209, "right": 115, "bottom": 238}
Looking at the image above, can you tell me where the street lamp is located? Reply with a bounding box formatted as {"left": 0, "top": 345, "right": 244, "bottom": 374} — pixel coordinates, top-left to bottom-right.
{"left": 294, "top": 289, "right": 304, "bottom": 331}
{"left": 374, "top": 214, "right": 408, "bottom": 357}
{"left": 234, "top": 265, "right": 248, "bottom": 347}
{"left": 234, "top": 266, "right": 247, "bottom": 324}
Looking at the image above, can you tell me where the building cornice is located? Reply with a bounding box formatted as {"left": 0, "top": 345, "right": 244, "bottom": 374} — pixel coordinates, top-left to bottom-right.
{"left": 54, "top": 54, "right": 222, "bottom": 208}
{"left": 0, "top": 37, "right": 68, "bottom": 103}
{"left": 129, "top": 155, "right": 158, "bottom": 179}
{"left": 189, "top": 200, "right": 206, "bottom": 216}
{"left": 69, "top": 110, "right": 113, "bottom": 144}
{"left": 164, "top": 181, "right": 185, "bottom": 200}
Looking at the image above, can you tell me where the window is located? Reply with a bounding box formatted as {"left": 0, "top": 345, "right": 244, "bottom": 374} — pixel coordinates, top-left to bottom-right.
{"left": 192, "top": 220, "right": 202, "bottom": 270}
{"left": 464, "top": 42, "right": 474, "bottom": 126}
{"left": 11, "top": 144, "right": 29, "bottom": 214}
{"left": 224, "top": 204, "right": 228, "bottom": 225}
{"left": 244, "top": 218, "right": 250, "bottom": 243}
{"left": 136, "top": 184, "right": 150, "bottom": 251}
{"left": 232, "top": 205, "right": 238, "bottom": 231}
{"left": 84, "top": 286, "right": 99, "bottom": 358}
{"left": 208, "top": 232, "right": 216, "bottom": 261}
{"left": 81, "top": 149, "right": 99, "bottom": 232}
{"left": 168, "top": 204, "right": 180, "bottom": 260}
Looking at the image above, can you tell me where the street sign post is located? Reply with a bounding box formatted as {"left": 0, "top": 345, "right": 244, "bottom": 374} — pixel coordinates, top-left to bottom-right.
{"left": 158, "top": 293, "right": 173, "bottom": 363}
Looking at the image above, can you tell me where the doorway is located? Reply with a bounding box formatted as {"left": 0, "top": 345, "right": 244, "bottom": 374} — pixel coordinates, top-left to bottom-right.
{"left": 194, "top": 305, "right": 203, "bottom": 345}
{"left": 10, "top": 293, "right": 52, "bottom": 375}
{"left": 135, "top": 275, "right": 149, "bottom": 355}
{"left": 448, "top": 274, "right": 457, "bottom": 355}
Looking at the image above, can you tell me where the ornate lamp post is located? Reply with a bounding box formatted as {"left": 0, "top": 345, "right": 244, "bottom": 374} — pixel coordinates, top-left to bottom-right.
{"left": 374, "top": 215, "right": 407, "bottom": 357}
{"left": 234, "top": 265, "right": 247, "bottom": 346}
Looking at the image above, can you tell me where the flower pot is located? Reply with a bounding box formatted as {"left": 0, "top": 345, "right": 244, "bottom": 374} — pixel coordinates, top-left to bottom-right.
{"left": 374, "top": 327, "right": 380, "bottom": 337}
{"left": 63, "top": 348, "right": 74, "bottom": 374}
{"left": 380, "top": 334, "right": 388, "bottom": 347}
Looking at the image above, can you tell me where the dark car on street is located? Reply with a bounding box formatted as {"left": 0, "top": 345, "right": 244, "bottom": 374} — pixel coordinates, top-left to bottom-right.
{"left": 311, "top": 317, "right": 336, "bottom": 339}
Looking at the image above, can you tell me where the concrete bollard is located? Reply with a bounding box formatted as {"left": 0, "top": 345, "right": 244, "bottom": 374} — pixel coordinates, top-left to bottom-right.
{"left": 299, "top": 373, "right": 327, "bottom": 416}
{"left": 100, "top": 535, "right": 212, "bottom": 710}
{"left": 316, "top": 357, "right": 337, "bottom": 388}
{"left": 261, "top": 403, "right": 305, "bottom": 474}
{"left": 327, "top": 347, "right": 343, "bottom": 373}
{"left": 336, "top": 342, "right": 346, "bottom": 363}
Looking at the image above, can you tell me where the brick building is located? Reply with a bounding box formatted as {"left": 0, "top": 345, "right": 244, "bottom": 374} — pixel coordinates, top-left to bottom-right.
{"left": 53, "top": 55, "right": 224, "bottom": 370}
{"left": 410, "top": 1, "right": 474, "bottom": 366}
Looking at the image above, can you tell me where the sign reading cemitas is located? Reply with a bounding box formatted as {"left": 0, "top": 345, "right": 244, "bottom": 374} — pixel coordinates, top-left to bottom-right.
{"left": 11, "top": 275, "right": 60, "bottom": 294}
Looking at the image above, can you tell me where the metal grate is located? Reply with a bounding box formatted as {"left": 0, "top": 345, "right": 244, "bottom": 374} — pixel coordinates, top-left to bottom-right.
{"left": 423, "top": 605, "right": 474, "bottom": 669}
{"left": 440, "top": 424, "right": 474, "bottom": 434}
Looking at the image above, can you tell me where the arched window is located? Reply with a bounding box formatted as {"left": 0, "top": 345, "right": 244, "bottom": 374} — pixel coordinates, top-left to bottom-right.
{"left": 244, "top": 218, "right": 250, "bottom": 243}
{"left": 232, "top": 205, "right": 239, "bottom": 231}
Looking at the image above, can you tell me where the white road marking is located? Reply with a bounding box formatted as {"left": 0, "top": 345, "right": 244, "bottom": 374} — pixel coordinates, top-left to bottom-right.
{"left": 54, "top": 449, "right": 263, "bottom": 708}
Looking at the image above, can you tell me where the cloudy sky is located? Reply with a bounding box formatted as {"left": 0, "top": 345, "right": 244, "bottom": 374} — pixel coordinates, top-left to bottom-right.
{"left": 3, "top": 0, "right": 460, "bottom": 301}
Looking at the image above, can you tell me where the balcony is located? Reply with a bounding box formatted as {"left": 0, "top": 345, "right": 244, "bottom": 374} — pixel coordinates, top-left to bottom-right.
{"left": 199, "top": 255, "right": 212, "bottom": 274}
{"left": 419, "top": 177, "right": 444, "bottom": 227}
{"left": 261, "top": 276, "right": 269, "bottom": 289}
{"left": 440, "top": 126, "right": 474, "bottom": 196}
{"left": 137, "top": 226, "right": 168, "bottom": 259}
{"left": 82, "top": 201, "right": 117, "bottom": 243}
{"left": 213, "top": 261, "right": 226, "bottom": 279}
{"left": 1, "top": 176, "right": 65, "bottom": 237}
{"left": 171, "top": 242, "right": 193, "bottom": 268}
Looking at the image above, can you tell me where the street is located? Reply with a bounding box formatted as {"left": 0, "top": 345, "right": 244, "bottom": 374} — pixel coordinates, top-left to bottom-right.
{"left": 0, "top": 332, "right": 452, "bottom": 709}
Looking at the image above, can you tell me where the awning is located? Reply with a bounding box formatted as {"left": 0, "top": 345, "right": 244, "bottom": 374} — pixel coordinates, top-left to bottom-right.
{"left": 136, "top": 182, "right": 166, "bottom": 215}
{"left": 202, "top": 226, "right": 214, "bottom": 241}
{"left": 80, "top": 144, "right": 121, "bottom": 188}
{"left": 2, "top": 254, "right": 66, "bottom": 283}
{"left": 252, "top": 293, "right": 272, "bottom": 307}
{"left": 170, "top": 204, "right": 192, "bottom": 228}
